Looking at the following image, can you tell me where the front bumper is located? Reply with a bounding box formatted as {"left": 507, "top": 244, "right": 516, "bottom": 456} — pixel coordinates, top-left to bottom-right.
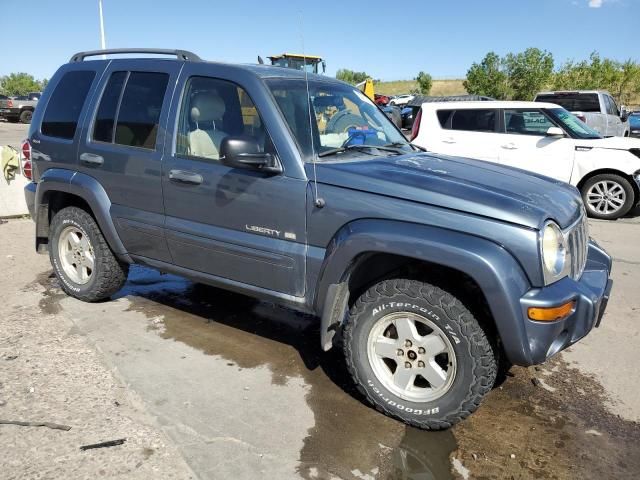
{"left": 516, "top": 240, "right": 612, "bottom": 365}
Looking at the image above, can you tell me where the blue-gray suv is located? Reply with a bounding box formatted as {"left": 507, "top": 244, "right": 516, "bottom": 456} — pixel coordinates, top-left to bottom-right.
{"left": 23, "top": 49, "right": 612, "bottom": 429}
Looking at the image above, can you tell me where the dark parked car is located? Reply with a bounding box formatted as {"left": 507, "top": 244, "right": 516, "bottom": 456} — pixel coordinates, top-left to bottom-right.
{"left": 380, "top": 104, "right": 402, "bottom": 129}
{"left": 629, "top": 112, "right": 640, "bottom": 138}
{"left": 23, "top": 48, "right": 611, "bottom": 430}
{"left": 401, "top": 106, "right": 416, "bottom": 130}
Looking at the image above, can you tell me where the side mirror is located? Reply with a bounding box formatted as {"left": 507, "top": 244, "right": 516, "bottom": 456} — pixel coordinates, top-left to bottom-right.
{"left": 621, "top": 111, "right": 629, "bottom": 122}
{"left": 219, "top": 136, "right": 281, "bottom": 173}
{"left": 546, "top": 127, "right": 565, "bottom": 137}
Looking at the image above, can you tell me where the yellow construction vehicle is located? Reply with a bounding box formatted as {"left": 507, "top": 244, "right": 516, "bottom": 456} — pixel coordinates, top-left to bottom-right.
{"left": 260, "top": 53, "right": 326, "bottom": 74}
{"left": 355, "top": 79, "right": 375, "bottom": 101}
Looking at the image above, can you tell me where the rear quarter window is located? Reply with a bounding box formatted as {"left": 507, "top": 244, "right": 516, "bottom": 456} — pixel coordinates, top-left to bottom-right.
{"left": 42, "top": 70, "right": 96, "bottom": 139}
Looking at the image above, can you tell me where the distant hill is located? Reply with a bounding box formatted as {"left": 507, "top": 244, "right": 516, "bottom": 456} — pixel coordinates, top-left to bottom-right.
{"left": 375, "top": 79, "right": 466, "bottom": 97}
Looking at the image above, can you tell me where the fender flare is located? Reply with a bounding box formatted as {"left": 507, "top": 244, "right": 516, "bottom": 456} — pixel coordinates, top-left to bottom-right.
{"left": 35, "top": 168, "right": 129, "bottom": 259}
{"left": 315, "top": 219, "right": 534, "bottom": 364}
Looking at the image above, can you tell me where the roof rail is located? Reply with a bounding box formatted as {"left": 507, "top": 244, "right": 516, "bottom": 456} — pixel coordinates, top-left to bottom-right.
{"left": 69, "top": 48, "right": 201, "bottom": 62}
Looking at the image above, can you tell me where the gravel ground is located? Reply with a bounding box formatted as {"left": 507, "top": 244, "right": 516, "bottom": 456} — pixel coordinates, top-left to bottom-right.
{"left": 0, "top": 220, "right": 195, "bottom": 480}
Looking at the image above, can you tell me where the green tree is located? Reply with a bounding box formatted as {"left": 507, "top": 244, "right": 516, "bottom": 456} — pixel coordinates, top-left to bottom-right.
{"left": 504, "top": 48, "right": 554, "bottom": 100}
{"left": 553, "top": 52, "right": 640, "bottom": 105}
{"left": 336, "top": 68, "right": 370, "bottom": 85}
{"left": 415, "top": 71, "right": 433, "bottom": 95}
{"left": 463, "top": 52, "right": 511, "bottom": 99}
{"left": 0, "top": 72, "right": 43, "bottom": 96}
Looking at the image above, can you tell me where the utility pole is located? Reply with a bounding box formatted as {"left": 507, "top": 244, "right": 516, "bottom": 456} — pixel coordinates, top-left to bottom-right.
{"left": 98, "top": 0, "right": 106, "bottom": 56}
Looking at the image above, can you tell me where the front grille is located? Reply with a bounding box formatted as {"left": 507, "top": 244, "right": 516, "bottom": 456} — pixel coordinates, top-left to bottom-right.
{"left": 566, "top": 214, "right": 589, "bottom": 280}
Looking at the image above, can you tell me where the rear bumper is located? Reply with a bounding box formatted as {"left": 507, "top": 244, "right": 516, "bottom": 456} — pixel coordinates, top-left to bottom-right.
{"left": 513, "top": 240, "right": 612, "bottom": 366}
{"left": 24, "top": 181, "right": 36, "bottom": 218}
{"left": 0, "top": 108, "right": 20, "bottom": 118}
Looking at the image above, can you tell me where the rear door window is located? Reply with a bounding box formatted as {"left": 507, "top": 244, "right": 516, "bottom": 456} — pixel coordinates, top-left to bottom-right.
{"left": 41, "top": 70, "right": 96, "bottom": 139}
{"left": 535, "top": 93, "right": 600, "bottom": 112}
{"left": 93, "top": 71, "right": 128, "bottom": 143}
{"left": 91, "top": 71, "right": 169, "bottom": 150}
{"left": 115, "top": 72, "right": 169, "bottom": 149}
{"left": 446, "top": 109, "right": 496, "bottom": 132}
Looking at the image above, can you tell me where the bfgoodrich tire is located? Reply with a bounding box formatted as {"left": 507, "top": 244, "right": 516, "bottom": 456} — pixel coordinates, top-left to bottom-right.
{"left": 49, "top": 206, "right": 129, "bottom": 302}
{"left": 581, "top": 173, "right": 635, "bottom": 220}
{"left": 343, "top": 279, "right": 496, "bottom": 430}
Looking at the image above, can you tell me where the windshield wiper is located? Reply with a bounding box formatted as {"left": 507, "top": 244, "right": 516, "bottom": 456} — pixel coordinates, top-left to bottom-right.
{"left": 318, "top": 144, "right": 405, "bottom": 158}
{"left": 384, "top": 142, "right": 426, "bottom": 152}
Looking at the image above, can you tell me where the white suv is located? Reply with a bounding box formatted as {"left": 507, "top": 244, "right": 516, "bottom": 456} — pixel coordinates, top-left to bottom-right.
{"left": 410, "top": 101, "right": 640, "bottom": 219}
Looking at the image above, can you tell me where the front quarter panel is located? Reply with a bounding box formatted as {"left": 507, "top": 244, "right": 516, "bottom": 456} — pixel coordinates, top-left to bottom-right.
{"left": 570, "top": 148, "right": 640, "bottom": 186}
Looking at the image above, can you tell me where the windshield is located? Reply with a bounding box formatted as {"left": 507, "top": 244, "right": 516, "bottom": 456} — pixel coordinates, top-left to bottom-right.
{"left": 546, "top": 107, "right": 602, "bottom": 139}
{"left": 266, "top": 78, "right": 413, "bottom": 161}
{"left": 629, "top": 113, "right": 640, "bottom": 127}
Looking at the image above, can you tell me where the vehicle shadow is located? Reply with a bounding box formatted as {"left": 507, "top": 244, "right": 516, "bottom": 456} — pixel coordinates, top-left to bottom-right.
{"left": 115, "top": 265, "right": 458, "bottom": 479}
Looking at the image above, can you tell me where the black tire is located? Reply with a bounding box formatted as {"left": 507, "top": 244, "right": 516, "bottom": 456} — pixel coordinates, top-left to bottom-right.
{"left": 581, "top": 173, "right": 635, "bottom": 220}
{"left": 19, "top": 109, "right": 33, "bottom": 124}
{"left": 343, "top": 279, "right": 496, "bottom": 430}
{"left": 49, "top": 206, "right": 129, "bottom": 302}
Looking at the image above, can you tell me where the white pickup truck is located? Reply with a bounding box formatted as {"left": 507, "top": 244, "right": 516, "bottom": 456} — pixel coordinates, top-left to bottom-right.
{"left": 0, "top": 92, "right": 41, "bottom": 124}
{"left": 534, "top": 90, "right": 630, "bottom": 137}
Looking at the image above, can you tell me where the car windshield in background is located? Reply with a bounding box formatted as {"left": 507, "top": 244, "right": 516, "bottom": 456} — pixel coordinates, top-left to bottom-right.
{"left": 547, "top": 107, "right": 602, "bottom": 139}
{"left": 536, "top": 93, "right": 600, "bottom": 112}
{"left": 266, "top": 79, "right": 412, "bottom": 161}
{"left": 629, "top": 113, "right": 640, "bottom": 127}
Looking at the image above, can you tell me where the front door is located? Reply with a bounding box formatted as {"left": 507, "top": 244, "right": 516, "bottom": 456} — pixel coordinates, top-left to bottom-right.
{"left": 498, "top": 108, "right": 574, "bottom": 182}
{"left": 604, "top": 94, "right": 623, "bottom": 137}
{"left": 162, "top": 69, "right": 308, "bottom": 296}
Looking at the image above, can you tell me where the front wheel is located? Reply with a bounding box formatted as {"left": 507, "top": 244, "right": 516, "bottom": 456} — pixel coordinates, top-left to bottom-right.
{"left": 343, "top": 279, "right": 497, "bottom": 430}
{"left": 581, "top": 174, "right": 635, "bottom": 220}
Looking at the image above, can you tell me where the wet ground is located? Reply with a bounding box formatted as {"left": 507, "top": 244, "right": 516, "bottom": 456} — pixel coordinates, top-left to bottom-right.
{"left": 33, "top": 264, "right": 640, "bottom": 479}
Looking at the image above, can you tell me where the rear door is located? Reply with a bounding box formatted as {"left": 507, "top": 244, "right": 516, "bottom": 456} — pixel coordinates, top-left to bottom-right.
{"left": 498, "top": 108, "right": 574, "bottom": 181}
{"left": 432, "top": 108, "right": 500, "bottom": 161}
{"left": 77, "top": 59, "right": 182, "bottom": 262}
{"left": 161, "top": 64, "right": 308, "bottom": 296}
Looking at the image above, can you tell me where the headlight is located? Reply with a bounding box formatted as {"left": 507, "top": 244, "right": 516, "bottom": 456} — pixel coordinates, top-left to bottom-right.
{"left": 541, "top": 221, "right": 568, "bottom": 284}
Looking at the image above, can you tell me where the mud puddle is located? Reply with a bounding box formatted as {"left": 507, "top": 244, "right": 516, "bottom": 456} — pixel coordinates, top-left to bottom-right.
{"left": 36, "top": 266, "right": 640, "bottom": 479}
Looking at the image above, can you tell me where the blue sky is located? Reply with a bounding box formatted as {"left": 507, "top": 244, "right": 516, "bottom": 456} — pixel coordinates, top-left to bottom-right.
{"left": 1, "top": 0, "right": 638, "bottom": 81}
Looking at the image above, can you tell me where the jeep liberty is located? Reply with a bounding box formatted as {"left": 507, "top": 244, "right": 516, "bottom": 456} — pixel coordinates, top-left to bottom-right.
{"left": 23, "top": 49, "right": 612, "bottom": 429}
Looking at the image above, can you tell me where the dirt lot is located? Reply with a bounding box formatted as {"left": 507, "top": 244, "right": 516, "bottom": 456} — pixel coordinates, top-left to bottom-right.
{"left": 0, "top": 214, "right": 639, "bottom": 479}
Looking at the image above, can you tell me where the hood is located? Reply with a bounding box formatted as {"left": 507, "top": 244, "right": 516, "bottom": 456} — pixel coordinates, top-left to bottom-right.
{"left": 578, "top": 136, "right": 640, "bottom": 150}
{"left": 311, "top": 153, "right": 583, "bottom": 229}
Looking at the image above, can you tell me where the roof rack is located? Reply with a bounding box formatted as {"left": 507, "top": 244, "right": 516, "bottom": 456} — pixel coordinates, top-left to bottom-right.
{"left": 69, "top": 48, "right": 201, "bottom": 63}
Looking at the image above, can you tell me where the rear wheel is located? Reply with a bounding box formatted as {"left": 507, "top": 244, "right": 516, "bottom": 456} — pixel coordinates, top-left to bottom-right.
{"left": 581, "top": 174, "right": 635, "bottom": 220}
{"left": 343, "top": 279, "right": 497, "bottom": 430}
{"left": 19, "top": 109, "right": 33, "bottom": 124}
{"left": 49, "top": 206, "right": 129, "bottom": 302}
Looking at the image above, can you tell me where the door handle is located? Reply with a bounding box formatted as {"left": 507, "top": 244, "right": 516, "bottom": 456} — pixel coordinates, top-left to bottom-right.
{"left": 501, "top": 143, "right": 518, "bottom": 150}
{"left": 79, "top": 152, "right": 104, "bottom": 166}
{"left": 169, "top": 169, "right": 203, "bottom": 185}
{"left": 442, "top": 137, "right": 456, "bottom": 144}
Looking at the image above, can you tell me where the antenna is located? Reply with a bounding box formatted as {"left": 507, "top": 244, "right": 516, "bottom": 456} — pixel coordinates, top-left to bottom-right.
{"left": 299, "top": 12, "right": 324, "bottom": 208}
{"left": 98, "top": 0, "right": 106, "bottom": 59}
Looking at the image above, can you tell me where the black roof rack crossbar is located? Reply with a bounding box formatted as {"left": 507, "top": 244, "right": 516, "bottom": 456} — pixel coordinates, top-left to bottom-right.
{"left": 69, "top": 48, "right": 201, "bottom": 62}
